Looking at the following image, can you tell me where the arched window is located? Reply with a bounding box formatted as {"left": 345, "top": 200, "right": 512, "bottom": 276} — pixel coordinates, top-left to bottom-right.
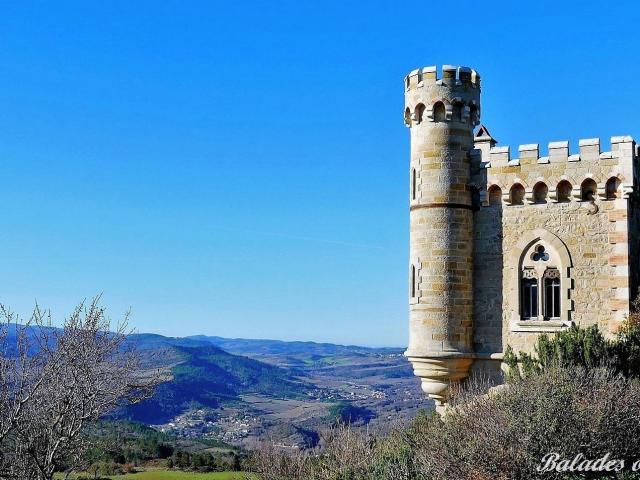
{"left": 556, "top": 180, "right": 572, "bottom": 203}
{"left": 404, "top": 107, "right": 411, "bottom": 127}
{"left": 606, "top": 177, "right": 621, "bottom": 200}
{"left": 414, "top": 104, "right": 426, "bottom": 124}
{"left": 469, "top": 104, "right": 479, "bottom": 125}
{"left": 488, "top": 185, "right": 502, "bottom": 206}
{"left": 512, "top": 230, "right": 573, "bottom": 328}
{"left": 581, "top": 178, "right": 597, "bottom": 201}
{"left": 510, "top": 183, "right": 525, "bottom": 206}
{"left": 532, "top": 182, "right": 548, "bottom": 204}
{"left": 452, "top": 103, "right": 462, "bottom": 122}
{"left": 518, "top": 242, "right": 566, "bottom": 322}
{"left": 544, "top": 269, "right": 561, "bottom": 319}
{"left": 433, "top": 102, "right": 446, "bottom": 123}
{"left": 410, "top": 265, "right": 417, "bottom": 298}
{"left": 411, "top": 168, "right": 417, "bottom": 201}
{"left": 470, "top": 186, "right": 480, "bottom": 211}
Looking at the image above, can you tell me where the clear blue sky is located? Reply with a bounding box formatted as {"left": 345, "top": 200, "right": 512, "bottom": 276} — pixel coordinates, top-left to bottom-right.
{"left": 0, "top": 1, "right": 638, "bottom": 347}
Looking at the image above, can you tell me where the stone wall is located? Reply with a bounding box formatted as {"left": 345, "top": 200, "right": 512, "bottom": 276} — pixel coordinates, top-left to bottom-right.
{"left": 472, "top": 135, "right": 637, "bottom": 355}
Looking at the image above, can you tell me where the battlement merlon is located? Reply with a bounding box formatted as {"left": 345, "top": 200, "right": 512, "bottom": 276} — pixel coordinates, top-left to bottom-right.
{"left": 404, "top": 65, "right": 481, "bottom": 90}
{"left": 473, "top": 136, "right": 638, "bottom": 196}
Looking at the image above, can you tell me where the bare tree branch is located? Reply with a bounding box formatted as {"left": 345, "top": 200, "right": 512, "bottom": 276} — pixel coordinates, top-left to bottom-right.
{"left": 0, "top": 296, "right": 161, "bottom": 480}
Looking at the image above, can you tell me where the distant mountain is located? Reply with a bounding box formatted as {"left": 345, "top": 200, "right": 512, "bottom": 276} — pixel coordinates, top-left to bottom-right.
{"left": 187, "top": 335, "right": 402, "bottom": 357}
{"left": 129, "top": 333, "right": 212, "bottom": 350}
{"left": 122, "top": 339, "right": 314, "bottom": 424}
{"left": 4, "top": 326, "right": 412, "bottom": 431}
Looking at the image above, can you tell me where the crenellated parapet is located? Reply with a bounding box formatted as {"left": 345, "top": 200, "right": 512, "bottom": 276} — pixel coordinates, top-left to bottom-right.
{"left": 473, "top": 134, "right": 637, "bottom": 206}
{"left": 404, "top": 65, "right": 481, "bottom": 128}
{"left": 405, "top": 65, "right": 481, "bottom": 90}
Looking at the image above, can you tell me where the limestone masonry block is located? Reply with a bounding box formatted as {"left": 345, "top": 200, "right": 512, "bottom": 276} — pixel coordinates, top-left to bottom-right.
{"left": 579, "top": 138, "right": 600, "bottom": 162}
{"left": 549, "top": 141, "right": 569, "bottom": 163}
{"left": 519, "top": 144, "right": 539, "bottom": 156}
{"left": 490, "top": 146, "right": 510, "bottom": 166}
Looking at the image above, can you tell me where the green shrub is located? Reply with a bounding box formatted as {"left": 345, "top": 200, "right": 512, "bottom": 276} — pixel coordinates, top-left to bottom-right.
{"left": 505, "top": 318, "right": 640, "bottom": 380}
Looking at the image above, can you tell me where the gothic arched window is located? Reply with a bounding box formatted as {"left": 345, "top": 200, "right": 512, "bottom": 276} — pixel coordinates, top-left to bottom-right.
{"left": 520, "top": 244, "right": 563, "bottom": 321}
{"left": 511, "top": 230, "right": 573, "bottom": 330}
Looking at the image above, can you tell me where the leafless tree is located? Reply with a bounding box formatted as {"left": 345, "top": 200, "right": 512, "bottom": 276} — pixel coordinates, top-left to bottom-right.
{"left": 0, "top": 296, "right": 161, "bottom": 480}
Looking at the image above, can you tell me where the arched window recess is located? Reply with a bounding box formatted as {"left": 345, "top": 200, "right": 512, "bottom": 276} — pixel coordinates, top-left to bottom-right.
{"left": 509, "top": 230, "right": 573, "bottom": 332}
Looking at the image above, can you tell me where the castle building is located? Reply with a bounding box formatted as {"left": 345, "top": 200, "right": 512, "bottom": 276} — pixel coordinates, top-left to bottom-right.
{"left": 403, "top": 65, "right": 640, "bottom": 410}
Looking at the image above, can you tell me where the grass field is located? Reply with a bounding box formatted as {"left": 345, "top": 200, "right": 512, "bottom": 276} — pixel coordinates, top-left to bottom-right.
{"left": 109, "top": 473, "right": 254, "bottom": 479}
{"left": 56, "top": 469, "right": 257, "bottom": 480}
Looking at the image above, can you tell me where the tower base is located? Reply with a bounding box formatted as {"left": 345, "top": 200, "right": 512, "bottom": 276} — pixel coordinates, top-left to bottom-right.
{"left": 405, "top": 353, "right": 474, "bottom": 409}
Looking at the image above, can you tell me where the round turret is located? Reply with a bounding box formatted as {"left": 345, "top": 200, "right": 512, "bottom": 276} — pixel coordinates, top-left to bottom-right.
{"left": 404, "top": 65, "right": 481, "bottom": 410}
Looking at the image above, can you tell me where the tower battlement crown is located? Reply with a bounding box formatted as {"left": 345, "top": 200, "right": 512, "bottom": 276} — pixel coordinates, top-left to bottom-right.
{"left": 404, "top": 65, "right": 481, "bottom": 128}
{"left": 404, "top": 65, "right": 481, "bottom": 91}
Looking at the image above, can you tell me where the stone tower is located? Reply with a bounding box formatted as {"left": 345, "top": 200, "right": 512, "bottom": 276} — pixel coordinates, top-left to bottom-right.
{"left": 404, "top": 65, "right": 481, "bottom": 409}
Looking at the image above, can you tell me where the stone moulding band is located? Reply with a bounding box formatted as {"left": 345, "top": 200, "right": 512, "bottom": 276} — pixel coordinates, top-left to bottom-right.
{"left": 404, "top": 351, "right": 504, "bottom": 361}
{"left": 410, "top": 202, "right": 474, "bottom": 211}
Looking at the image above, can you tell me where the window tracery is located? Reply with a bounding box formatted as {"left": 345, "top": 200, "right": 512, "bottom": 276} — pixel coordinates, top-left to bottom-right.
{"left": 520, "top": 244, "right": 563, "bottom": 321}
{"left": 510, "top": 230, "right": 573, "bottom": 331}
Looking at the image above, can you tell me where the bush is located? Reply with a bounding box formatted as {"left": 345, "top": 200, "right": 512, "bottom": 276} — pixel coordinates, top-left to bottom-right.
{"left": 249, "top": 367, "right": 640, "bottom": 480}
{"left": 121, "top": 463, "right": 137, "bottom": 474}
{"left": 425, "top": 368, "right": 640, "bottom": 479}
{"left": 504, "top": 324, "right": 609, "bottom": 378}
{"left": 327, "top": 402, "right": 375, "bottom": 425}
{"left": 83, "top": 460, "right": 123, "bottom": 479}
{"left": 505, "top": 313, "right": 640, "bottom": 380}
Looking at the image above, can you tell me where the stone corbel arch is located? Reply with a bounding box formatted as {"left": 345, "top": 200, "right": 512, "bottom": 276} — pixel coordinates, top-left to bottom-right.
{"left": 426, "top": 98, "right": 450, "bottom": 122}
{"left": 507, "top": 229, "right": 573, "bottom": 330}
{"left": 527, "top": 177, "right": 550, "bottom": 204}
{"left": 601, "top": 172, "right": 628, "bottom": 200}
